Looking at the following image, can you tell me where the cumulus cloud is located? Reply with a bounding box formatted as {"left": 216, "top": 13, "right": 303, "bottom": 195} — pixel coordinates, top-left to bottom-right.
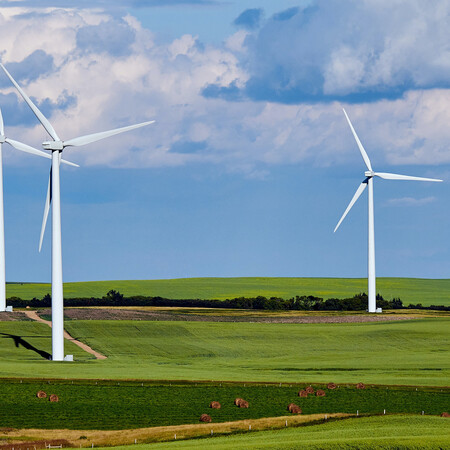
{"left": 0, "top": 2, "right": 449, "bottom": 173}
{"left": 206, "top": 0, "right": 450, "bottom": 103}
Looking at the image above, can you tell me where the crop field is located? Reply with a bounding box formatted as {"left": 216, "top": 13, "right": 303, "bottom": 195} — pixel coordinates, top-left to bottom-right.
{"left": 0, "top": 318, "right": 448, "bottom": 385}
{"left": 94, "top": 415, "right": 450, "bottom": 450}
{"left": 6, "top": 277, "right": 450, "bottom": 306}
{"left": 0, "top": 379, "right": 448, "bottom": 430}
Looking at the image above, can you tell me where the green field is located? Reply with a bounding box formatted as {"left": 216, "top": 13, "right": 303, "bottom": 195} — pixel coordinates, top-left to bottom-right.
{"left": 0, "top": 380, "right": 447, "bottom": 430}
{"left": 7, "top": 277, "right": 450, "bottom": 306}
{"left": 0, "top": 318, "right": 448, "bottom": 385}
{"left": 93, "top": 415, "right": 450, "bottom": 449}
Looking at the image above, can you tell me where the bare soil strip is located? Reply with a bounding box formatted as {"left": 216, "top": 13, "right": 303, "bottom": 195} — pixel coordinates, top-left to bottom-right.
{"left": 24, "top": 311, "right": 107, "bottom": 360}
{"left": 0, "top": 413, "right": 351, "bottom": 448}
{"left": 51, "top": 307, "right": 417, "bottom": 323}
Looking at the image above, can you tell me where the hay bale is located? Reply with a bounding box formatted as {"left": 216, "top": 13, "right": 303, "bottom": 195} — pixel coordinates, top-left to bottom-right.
{"left": 290, "top": 405, "right": 302, "bottom": 414}
{"left": 316, "top": 389, "right": 326, "bottom": 397}
{"left": 327, "top": 383, "right": 337, "bottom": 390}
{"left": 298, "top": 390, "right": 308, "bottom": 398}
{"left": 36, "top": 390, "right": 47, "bottom": 399}
{"left": 210, "top": 401, "right": 221, "bottom": 409}
{"left": 49, "top": 394, "right": 59, "bottom": 402}
{"left": 305, "top": 386, "right": 315, "bottom": 394}
{"left": 199, "top": 414, "right": 212, "bottom": 423}
{"left": 287, "top": 403, "right": 298, "bottom": 412}
{"left": 234, "top": 397, "right": 244, "bottom": 406}
{"left": 441, "top": 412, "right": 450, "bottom": 417}
{"left": 238, "top": 400, "right": 249, "bottom": 408}
{"left": 356, "top": 383, "right": 366, "bottom": 390}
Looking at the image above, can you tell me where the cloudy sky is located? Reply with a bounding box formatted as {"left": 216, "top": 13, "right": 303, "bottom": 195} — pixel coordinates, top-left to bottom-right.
{"left": 0, "top": 0, "right": 448, "bottom": 284}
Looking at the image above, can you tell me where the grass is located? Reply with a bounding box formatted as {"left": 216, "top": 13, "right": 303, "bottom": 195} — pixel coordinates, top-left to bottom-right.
{"left": 0, "top": 318, "right": 448, "bottom": 385}
{"left": 88, "top": 415, "right": 450, "bottom": 449}
{"left": 6, "top": 277, "right": 450, "bottom": 306}
{"left": 0, "top": 379, "right": 447, "bottom": 430}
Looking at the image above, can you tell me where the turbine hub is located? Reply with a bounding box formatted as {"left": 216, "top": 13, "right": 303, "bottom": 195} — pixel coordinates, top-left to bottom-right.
{"left": 42, "top": 140, "right": 64, "bottom": 151}
{"left": 0, "top": 135, "right": 5, "bottom": 143}
{"left": 365, "top": 170, "right": 374, "bottom": 177}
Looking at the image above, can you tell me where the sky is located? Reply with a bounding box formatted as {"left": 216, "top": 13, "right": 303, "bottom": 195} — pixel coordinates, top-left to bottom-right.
{"left": 0, "top": 0, "right": 448, "bottom": 284}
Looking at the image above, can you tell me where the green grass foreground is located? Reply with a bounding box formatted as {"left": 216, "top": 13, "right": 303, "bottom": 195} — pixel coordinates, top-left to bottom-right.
{"left": 6, "top": 277, "right": 450, "bottom": 306}
{"left": 0, "top": 318, "right": 448, "bottom": 385}
{"left": 90, "top": 415, "right": 450, "bottom": 449}
{"left": 0, "top": 380, "right": 448, "bottom": 430}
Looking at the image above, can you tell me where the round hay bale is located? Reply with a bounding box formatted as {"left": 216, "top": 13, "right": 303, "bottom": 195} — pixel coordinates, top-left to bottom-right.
{"left": 441, "top": 412, "right": 450, "bottom": 417}
{"left": 210, "top": 401, "right": 221, "bottom": 409}
{"left": 356, "top": 383, "right": 366, "bottom": 390}
{"left": 238, "top": 400, "right": 249, "bottom": 408}
{"left": 305, "top": 386, "right": 315, "bottom": 394}
{"left": 298, "top": 390, "right": 308, "bottom": 398}
{"left": 234, "top": 397, "right": 244, "bottom": 406}
{"left": 327, "top": 383, "right": 337, "bottom": 390}
{"left": 49, "top": 394, "right": 59, "bottom": 402}
{"left": 316, "top": 389, "right": 326, "bottom": 397}
{"left": 199, "top": 414, "right": 212, "bottom": 423}
{"left": 36, "top": 390, "right": 47, "bottom": 399}
{"left": 287, "top": 403, "right": 298, "bottom": 412}
{"left": 290, "top": 405, "right": 302, "bottom": 414}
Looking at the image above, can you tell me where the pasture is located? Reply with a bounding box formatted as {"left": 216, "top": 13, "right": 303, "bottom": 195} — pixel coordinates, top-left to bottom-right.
{"left": 0, "top": 318, "right": 448, "bottom": 385}
{"left": 6, "top": 277, "right": 450, "bottom": 306}
{"left": 0, "top": 379, "right": 448, "bottom": 430}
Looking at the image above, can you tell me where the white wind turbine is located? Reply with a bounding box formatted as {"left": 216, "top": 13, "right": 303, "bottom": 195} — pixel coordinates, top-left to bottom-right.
{"left": 1, "top": 63, "right": 154, "bottom": 360}
{"left": 0, "top": 107, "right": 77, "bottom": 312}
{"left": 334, "top": 108, "right": 442, "bottom": 313}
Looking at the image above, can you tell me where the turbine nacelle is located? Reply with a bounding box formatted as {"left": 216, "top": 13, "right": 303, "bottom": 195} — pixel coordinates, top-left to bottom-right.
{"left": 42, "top": 141, "right": 64, "bottom": 151}
{"left": 365, "top": 170, "right": 374, "bottom": 177}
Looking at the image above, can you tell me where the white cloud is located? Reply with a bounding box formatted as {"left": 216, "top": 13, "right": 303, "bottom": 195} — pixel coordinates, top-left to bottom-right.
{"left": 384, "top": 196, "right": 437, "bottom": 207}
{"left": 0, "top": 4, "right": 449, "bottom": 175}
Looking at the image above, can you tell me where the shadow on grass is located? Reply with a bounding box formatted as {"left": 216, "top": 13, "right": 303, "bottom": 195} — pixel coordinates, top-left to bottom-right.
{"left": 0, "top": 333, "right": 51, "bottom": 359}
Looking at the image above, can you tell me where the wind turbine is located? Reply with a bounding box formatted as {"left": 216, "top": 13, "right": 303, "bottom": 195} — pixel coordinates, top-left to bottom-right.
{"left": 334, "top": 108, "right": 442, "bottom": 313}
{"left": 0, "top": 107, "right": 77, "bottom": 312}
{"left": 1, "top": 63, "right": 155, "bottom": 360}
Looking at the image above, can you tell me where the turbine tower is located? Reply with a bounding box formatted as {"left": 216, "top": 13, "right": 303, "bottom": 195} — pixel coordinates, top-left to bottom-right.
{"left": 0, "top": 108, "right": 77, "bottom": 312}
{"left": 334, "top": 108, "right": 442, "bottom": 313}
{"left": 1, "top": 63, "right": 154, "bottom": 360}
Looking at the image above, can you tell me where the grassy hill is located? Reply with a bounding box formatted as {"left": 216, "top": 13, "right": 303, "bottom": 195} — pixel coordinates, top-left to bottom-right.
{"left": 95, "top": 415, "right": 450, "bottom": 449}
{"left": 6, "top": 277, "right": 450, "bottom": 306}
{"left": 0, "top": 318, "right": 448, "bottom": 385}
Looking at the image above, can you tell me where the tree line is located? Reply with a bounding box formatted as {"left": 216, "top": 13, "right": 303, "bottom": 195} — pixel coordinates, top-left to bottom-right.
{"left": 5, "top": 290, "right": 449, "bottom": 311}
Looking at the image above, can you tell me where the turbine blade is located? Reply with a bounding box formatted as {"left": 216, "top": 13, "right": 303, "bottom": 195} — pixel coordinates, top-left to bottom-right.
{"left": 0, "top": 107, "right": 4, "bottom": 136}
{"left": 5, "top": 138, "right": 51, "bottom": 160}
{"left": 39, "top": 170, "right": 51, "bottom": 252}
{"left": 342, "top": 108, "right": 372, "bottom": 171}
{"left": 0, "top": 63, "right": 60, "bottom": 141}
{"left": 63, "top": 120, "right": 155, "bottom": 147}
{"left": 374, "top": 172, "right": 443, "bottom": 182}
{"left": 60, "top": 158, "right": 79, "bottom": 168}
{"left": 334, "top": 180, "right": 368, "bottom": 233}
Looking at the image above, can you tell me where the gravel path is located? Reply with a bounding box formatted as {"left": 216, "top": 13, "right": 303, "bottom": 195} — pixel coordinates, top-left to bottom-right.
{"left": 24, "top": 310, "right": 107, "bottom": 360}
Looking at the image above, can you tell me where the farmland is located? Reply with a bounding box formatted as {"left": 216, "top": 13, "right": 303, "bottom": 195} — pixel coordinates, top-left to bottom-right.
{"left": 0, "top": 312, "right": 448, "bottom": 448}
{"left": 0, "top": 379, "right": 448, "bottom": 430}
{"left": 6, "top": 277, "right": 450, "bottom": 306}
{"left": 0, "top": 317, "right": 448, "bottom": 385}
{"left": 91, "top": 415, "right": 450, "bottom": 449}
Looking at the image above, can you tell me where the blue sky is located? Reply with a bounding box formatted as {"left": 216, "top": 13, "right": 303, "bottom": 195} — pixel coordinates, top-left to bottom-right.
{"left": 0, "top": 0, "right": 448, "bottom": 284}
